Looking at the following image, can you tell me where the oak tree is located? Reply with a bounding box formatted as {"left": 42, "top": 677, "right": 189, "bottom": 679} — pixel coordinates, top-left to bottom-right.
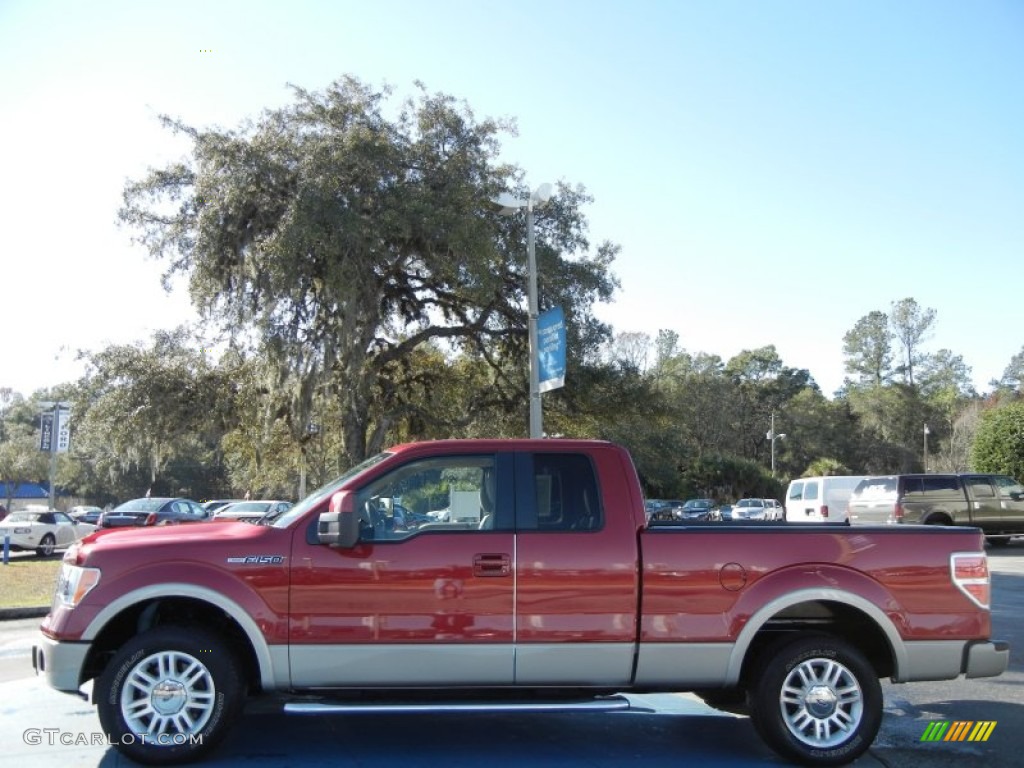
{"left": 120, "top": 77, "right": 618, "bottom": 463}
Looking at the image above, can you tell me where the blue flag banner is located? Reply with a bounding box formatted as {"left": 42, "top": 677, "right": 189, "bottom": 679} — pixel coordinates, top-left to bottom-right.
{"left": 538, "top": 306, "right": 567, "bottom": 393}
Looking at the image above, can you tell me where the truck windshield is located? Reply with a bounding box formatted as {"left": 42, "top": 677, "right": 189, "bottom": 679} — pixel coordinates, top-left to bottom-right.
{"left": 266, "top": 451, "right": 393, "bottom": 528}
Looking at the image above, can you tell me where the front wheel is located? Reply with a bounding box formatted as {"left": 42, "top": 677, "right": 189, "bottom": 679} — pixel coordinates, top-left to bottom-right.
{"left": 96, "top": 626, "right": 245, "bottom": 765}
{"left": 749, "top": 635, "right": 882, "bottom": 766}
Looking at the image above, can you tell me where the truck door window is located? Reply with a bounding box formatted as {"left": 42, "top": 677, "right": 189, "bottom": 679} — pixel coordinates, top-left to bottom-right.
{"left": 527, "top": 453, "right": 603, "bottom": 532}
{"left": 355, "top": 455, "right": 507, "bottom": 541}
{"left": 993, "top": 475, "right": 1024, "bottom": 498}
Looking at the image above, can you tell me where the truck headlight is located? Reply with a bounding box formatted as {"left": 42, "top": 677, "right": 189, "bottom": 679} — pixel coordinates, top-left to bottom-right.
{"left": 55, "top": 564, "right": 101, "bottom": 607}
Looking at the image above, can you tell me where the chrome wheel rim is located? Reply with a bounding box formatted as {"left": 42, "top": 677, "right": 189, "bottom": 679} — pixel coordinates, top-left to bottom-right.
{"left": 40, "top": 538, "right": 54, "bottom": 555}
{"left": 779, "top": 656, "right": 863, "bottom": 748}
{"left": 120, "top": 650, "right": 216, "bottom": 741}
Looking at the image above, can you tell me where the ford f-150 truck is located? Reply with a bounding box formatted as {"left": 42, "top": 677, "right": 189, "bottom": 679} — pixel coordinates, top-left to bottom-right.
{"left": 34, "top": 439, "right": 1009, "bottom": 766}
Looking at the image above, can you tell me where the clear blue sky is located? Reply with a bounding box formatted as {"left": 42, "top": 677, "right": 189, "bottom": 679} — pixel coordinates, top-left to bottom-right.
{"left": 2, "top": 0, "right": 1022, "bottom": 398}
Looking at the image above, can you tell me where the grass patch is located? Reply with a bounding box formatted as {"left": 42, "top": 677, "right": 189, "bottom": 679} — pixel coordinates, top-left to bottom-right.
{"left": 0, "top": 556, "right": 62, "bottom": 609}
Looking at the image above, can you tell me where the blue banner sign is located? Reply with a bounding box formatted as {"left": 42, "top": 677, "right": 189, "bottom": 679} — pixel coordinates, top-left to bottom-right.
{"left": 538, "top": 306, "right": 566, "bottom": 393}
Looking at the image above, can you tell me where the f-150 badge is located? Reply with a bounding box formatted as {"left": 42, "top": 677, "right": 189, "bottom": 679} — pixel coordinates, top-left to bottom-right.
{"left": 227, "top": 555, "right": 286, "bottom": 565}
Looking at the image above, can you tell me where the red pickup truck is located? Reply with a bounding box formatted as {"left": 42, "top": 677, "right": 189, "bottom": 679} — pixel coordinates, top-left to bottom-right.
{"left": 34, "top": 439, "right": 1008, "bottom": 766}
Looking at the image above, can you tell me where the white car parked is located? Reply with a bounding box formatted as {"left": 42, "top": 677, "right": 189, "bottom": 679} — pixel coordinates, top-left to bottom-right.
{"left": 732, "top": 498, "right": 784, "bottom": 521}
{"left": 732, "top": 498, "right": 767, "bottom": 519}
{"left": 762, "top": 498, "right": 785, "bottom": 520}
{"left": 0, "top": 508, "right": 96, "bottom": 557}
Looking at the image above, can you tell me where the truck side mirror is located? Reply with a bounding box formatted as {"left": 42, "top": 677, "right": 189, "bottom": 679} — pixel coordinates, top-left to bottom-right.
{"left": 318, "top": 491, "right": 360, "bottom": 548}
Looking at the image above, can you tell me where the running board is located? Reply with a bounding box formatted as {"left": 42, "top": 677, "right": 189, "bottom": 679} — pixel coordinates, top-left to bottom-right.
{"left": 284, "top": 695, "right": 634, "bottom": 715}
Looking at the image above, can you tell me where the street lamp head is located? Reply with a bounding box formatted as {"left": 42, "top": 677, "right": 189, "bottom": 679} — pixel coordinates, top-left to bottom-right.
{"left": 531, "top": 183, "right": 553, "bottom": 207}
{"left": 491, "top": 184, "right": 553, "bottom": 215}
{"left": 490, "top": 192, "right": 525, "bottom": 215}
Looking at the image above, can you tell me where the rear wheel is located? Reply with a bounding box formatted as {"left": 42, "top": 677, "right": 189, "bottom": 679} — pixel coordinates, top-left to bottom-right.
{"left": 749, "top": 634, "right": 881, "bottom": 766}
{"left": 35, "top": 534, "right": 56, "bottom": 557}
{"left": 987, "top": 536, "right": 1012, "bottom": 547}
{"left": 96, "top": 626, "right": 245, "bottom": 765}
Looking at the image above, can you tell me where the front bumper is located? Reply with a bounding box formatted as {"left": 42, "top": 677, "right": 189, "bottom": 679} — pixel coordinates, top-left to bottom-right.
{"left": 32, "top": 633, "right": 90, "bottom": 695}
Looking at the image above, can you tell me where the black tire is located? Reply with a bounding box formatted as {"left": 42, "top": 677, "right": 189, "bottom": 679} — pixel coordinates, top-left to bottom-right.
{"left": 35, "top": 534, "right": 56, "bottom": 557}
{"left": 748, "top": 634, "right": 882, "bottom": 766}
{"left": 96, "top": 625, "right": 245, "bottom": 765}
{"left": 987, "top": 536, "right": 1012, "bottom": 547}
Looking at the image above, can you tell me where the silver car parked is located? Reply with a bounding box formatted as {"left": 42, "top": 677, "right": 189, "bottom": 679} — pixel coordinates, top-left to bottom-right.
{"left": 732, "top": 498, "right": 769, "bottom": 520}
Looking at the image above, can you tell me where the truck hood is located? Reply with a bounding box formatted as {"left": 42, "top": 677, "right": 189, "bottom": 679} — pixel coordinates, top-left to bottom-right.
{"left": 76, "top": 519, "right": 287, "bottom": 564}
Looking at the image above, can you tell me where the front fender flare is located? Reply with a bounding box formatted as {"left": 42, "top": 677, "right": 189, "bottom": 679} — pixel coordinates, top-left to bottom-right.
{"left": 82, "top": 582, "right": 278, "bottom": 690}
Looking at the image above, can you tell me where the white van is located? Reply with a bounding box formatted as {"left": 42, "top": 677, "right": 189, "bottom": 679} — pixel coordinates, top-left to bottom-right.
{"left": 785, "top": 476, "right": 869, "bottom": 523}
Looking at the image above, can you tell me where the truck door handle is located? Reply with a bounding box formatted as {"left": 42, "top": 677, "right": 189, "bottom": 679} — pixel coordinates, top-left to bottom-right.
{"left": 473, "top": 553, "right": 511, "bottom": 577}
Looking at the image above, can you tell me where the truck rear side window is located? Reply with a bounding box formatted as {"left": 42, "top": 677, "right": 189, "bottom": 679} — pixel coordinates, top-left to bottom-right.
{"left": 922, "top": 476, "right": 961, "bottom": 494}
{"left": 965, "top": 478, "right": 995, "bottom": 498}
{"left": 527, "top": 453, "right": 603, "bottom": 532}
{"left": 901, "top": 478, "right": 925, "bottom": 496}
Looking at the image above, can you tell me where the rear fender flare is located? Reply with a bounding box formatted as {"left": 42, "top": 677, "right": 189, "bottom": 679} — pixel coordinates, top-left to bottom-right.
{"left": 725, "top": 585, "right": 906, "bottom": 685}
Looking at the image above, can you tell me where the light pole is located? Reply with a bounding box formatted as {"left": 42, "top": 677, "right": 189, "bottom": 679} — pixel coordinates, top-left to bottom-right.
{"left": 767, "top": 412, "right": 786, "bottom": 477}
{"left": 492, "top": 182, "right": 553, "bottom": 438}
{"left": 923, "top": 423, "right": 930, "bottom": 472}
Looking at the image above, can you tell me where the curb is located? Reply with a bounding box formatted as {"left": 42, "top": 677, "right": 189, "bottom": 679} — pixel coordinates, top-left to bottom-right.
{"left": 0, "top": 606, "right": 49, "bottom": 621}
